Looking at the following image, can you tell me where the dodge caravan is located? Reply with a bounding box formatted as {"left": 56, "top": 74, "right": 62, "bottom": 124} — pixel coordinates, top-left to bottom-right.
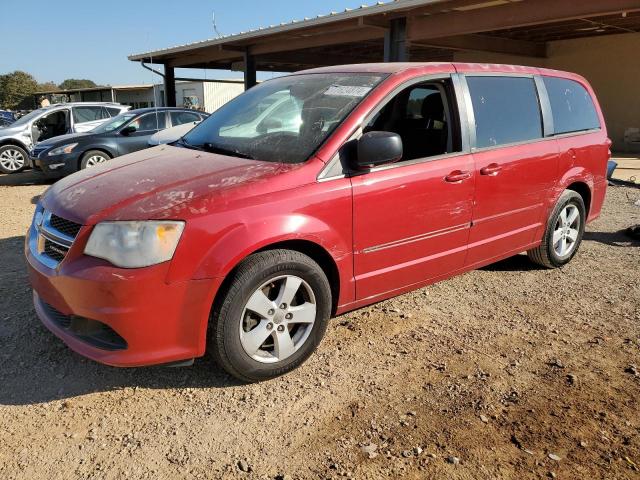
{"left": 26, "top": 63, "right": 609, "bottom": 382}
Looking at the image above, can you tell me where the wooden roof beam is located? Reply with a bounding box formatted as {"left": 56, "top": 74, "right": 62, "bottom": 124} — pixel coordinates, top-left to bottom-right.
{"left": 412, "top": 34, "right": 547, "bottom": 58}
{"left": 407, "top": 0, "right": 640, "bottom": 40}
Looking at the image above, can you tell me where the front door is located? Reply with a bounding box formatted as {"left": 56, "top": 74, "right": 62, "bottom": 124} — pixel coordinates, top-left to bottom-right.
{"left": 351, "top": 78, "right": 475, "bottom": 301}
{"left": 462, "top": 75, "right": 559, "bottom": 267}
{"left": 117, "top": 111, "right": 166, "bottom": 155}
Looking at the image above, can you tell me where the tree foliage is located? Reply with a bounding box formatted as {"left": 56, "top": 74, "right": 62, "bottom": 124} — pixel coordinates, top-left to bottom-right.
{"left": 37, "top": 81, "right": 58, "bottom": 92}
{"left": 0, "top": 71, "right": 39, "bottom": 109}
{"left": 58, "top": 79, "right": 98, "bottom": 90}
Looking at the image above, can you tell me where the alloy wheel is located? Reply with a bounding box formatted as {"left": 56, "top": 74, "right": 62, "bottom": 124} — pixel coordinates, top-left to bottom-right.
{"left": 0, "top": 148, "right": 26, "bottom": 172}
{"left": 553, "top": 204, "right": 580, "bottom": 258}
{"left": 239, "top": 275, "right": 317, "bottom": 364}
{"left": 85, "top": 154, "right": 108, "bottom": 167}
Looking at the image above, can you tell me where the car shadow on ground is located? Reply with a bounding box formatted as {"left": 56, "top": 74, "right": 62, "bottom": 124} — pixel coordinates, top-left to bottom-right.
{"left": 0, "top": 170, "right": 55, "bottom": 187}
{"left": 0, "top": 235, "right": 243, "bottom": 406}
{"left": 583, "top": 229, "right": 640, "bottom": 247}
{"left": 480, "top": 253, "right": 544, "bottom": 272}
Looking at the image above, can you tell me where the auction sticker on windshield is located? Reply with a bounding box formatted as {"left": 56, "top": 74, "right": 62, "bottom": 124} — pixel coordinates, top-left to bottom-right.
{"left": 324, "top": 85, "right": 372, "bottom": 97}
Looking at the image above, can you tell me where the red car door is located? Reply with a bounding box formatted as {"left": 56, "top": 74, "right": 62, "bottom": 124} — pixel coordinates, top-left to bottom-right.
{"left": 351, "top": 77, "right": 475, "bottom": 301}
{"left": 462, "top": 74, "right": 559, "bottom": 267}
{"left": 352, "top": 156, "right": 474, "bottom": 300}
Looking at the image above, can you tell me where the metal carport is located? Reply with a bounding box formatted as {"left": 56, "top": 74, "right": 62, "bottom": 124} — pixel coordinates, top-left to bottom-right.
{"left": 129, "top": 0, "right": 640, "bottom": 151}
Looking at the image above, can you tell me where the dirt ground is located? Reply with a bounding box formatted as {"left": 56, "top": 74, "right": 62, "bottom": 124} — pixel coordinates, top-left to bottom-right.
{"left": 0, "top": 170, "right": 638, "bottom": 480}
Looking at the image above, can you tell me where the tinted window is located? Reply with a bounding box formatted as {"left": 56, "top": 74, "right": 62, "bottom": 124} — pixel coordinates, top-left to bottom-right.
{"left": 130, "top": 112, "right": 167, "bottom": 131}
{"left": 106, "top": 107, "right": 123, "bottom": 117}
{"left": 170, "top": 111, "right": 201, "bottom": 126}
{"left": 543, "top": 77, "right": 600, "bottom": 134}
{"left": 467, "top": 76, "right": 542, "bottom": 148}
{"left": 73, "top": 106, "right": 108, "bottom": 123}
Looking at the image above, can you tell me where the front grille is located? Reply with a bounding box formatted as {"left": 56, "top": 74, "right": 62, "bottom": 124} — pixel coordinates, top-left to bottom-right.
{"left": 40, "top": 301, "right": 128, "bottom": 351}
{"left": 43, "top": 239, "right": 68, "bottom": 262}
{"left": 49, "top": 214, "right": 82, "bottom": 238}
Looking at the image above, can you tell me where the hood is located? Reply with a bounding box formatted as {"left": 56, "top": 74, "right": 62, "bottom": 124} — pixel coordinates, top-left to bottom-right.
{"left": 36, "top": 131, "right": 94, "bottom": 148}
{"left": 41, "top": 145, "right": 292, "bottom": 224}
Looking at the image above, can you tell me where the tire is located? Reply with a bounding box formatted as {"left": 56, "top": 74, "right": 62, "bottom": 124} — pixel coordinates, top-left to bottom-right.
{"left": 210, "top": 249, "right": 331, "bottom": 382}
{"left": 0, "top": 144, "right": 28, "bottom": 174}
{"left": 80, "top": 150, "right": 110, "bottom": 170}
{"left": 528, "top": 190, "right": 586, "bottom": 268}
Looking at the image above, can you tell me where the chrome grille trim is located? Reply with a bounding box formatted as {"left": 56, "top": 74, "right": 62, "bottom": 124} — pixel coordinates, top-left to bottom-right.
{"left": 29, "top": 208, "right": 82, "bottom": 268}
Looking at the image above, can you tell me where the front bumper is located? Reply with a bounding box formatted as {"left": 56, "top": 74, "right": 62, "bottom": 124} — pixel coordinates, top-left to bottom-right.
{"left": 34, "top": 152, "right": 80, "bottom": 177}
{"left": 25, "top": 225, "right": 221, "bottom": 367}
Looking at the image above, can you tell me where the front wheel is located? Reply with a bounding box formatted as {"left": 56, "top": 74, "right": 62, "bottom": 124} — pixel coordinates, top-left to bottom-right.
{"left": 209, "top": 250, "right": 331, "bottom": 382}
{"left": 0, "top": 145, "right": 28, "bottom": 174}
{"left": 528, "top": 190, "right": 586, "bottom": 268}
{"left": 80, "top": 150, "right": 110, "bottom": 170}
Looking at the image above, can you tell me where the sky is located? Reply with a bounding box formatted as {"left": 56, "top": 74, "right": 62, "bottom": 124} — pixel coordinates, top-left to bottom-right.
{"left": 0, "top": 0, "right": 377, "bottom": 87}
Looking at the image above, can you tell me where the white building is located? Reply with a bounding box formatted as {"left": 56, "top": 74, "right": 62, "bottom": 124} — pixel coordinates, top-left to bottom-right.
{"left": 36, "top": 79, "right": 245, "bottom": 113}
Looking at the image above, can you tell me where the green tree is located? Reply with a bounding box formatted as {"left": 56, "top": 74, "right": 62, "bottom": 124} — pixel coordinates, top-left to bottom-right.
{"left": 37, "top": 81, "right": 58, "bottom": 92}
{"left": 58, "top": 79, "right": 98, "bottom": 90}
{"left": 0, "top": 71, "right": 39, "bottom": 109}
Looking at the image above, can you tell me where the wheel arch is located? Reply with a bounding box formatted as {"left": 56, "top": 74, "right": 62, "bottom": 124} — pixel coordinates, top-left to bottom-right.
{"left": 0, "top": 138, "right": 29, "bottom": 151}
{"left": 212, "top": 238, "right": 341, "bottom": 319}
{"left": 565, "top": 181, "right": 592, "bottom": 217}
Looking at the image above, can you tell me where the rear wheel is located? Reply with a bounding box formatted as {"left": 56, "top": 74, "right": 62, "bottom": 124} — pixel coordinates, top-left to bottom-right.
{"left": 0, "top": 145, "right": 28, "bottom": 174}
{"left": 528, "top": 190, "right": 586, "bottom": 268}
{"left": 80, "top": 150, "right": 110, "bottom": 170}
{"left": 209, "top": 250, "right": 331, "bottom": 382}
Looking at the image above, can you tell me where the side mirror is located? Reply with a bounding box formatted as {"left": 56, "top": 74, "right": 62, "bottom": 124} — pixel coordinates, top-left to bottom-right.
{"left": 355, "top": 131, "right": 403, "bottom": 169}
{"left": 120, "top": 124, "right": 137, "bottom": 136}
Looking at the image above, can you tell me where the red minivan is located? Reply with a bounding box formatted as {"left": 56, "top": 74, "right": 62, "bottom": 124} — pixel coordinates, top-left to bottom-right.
{"left": 26, "top": 63, "right": 609, "bottom": 381}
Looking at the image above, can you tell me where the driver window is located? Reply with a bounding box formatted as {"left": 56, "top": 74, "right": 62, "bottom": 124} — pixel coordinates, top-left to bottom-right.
{"left": 364, "top": 79, "right": 461, "bottom": 162}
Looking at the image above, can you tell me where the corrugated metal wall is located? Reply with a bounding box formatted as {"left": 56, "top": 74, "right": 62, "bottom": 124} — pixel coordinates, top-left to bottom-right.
{"left": 203, "top": 82, "right": 245, "bottom": 112}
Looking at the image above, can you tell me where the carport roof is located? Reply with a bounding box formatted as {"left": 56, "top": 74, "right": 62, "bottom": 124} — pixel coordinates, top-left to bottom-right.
{"left": 128, "top": 0, "right": 640, "bottom": 72}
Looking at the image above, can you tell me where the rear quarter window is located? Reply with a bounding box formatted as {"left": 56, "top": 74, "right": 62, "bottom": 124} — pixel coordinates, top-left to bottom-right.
{"left": 543, "top": 77, "right": 600, "bottom": 135}
{"left": 466, "top": 76, "right": 543, "bottom": 149}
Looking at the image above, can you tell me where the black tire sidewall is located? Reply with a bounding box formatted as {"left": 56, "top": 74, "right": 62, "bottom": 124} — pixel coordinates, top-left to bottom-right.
{"left": 546, "top": 192, "right": 586, "bottom": 267}
{"left": 0, "top": 145, "right": 28, "bottom": 174}
{"left": 215, "top": 252, "right": 331, "bottom": 381}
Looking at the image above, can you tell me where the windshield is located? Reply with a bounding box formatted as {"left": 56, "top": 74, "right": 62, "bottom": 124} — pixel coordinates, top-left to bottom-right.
{"left": 182, "top": 73, "right": 385, "bottom": 163}
{"left": 92, "top": 113, "right": 137, "bottom": 133}
{"left": 10, "top": 109, "right": 48, "bottom": 127}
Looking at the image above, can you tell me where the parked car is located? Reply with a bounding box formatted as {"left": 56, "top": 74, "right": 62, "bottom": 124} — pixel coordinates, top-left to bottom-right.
{"left": 31, "top": 108, "right": 208, "bottom": 177}
{"left": 147, "top": 118, "right": 205, "bottom": 146}
{"left": 0, "top": 117, "right": 14, "bottom": 128}
{"left": 26, "top": 63, "right": 609, "bottom": 382}
{"left": 0, "top": 103, "right": 130, "bottom": 174}
{"left": 0, "top": 110, "right": 16, "bottom": 123}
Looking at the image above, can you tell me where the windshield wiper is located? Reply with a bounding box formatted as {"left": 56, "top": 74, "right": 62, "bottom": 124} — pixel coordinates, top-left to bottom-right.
{"left": 201, "top": 143, "right": 254, "bottom": 160}
{"left": 175, "top": 137, "right": 204, "bottom": 151}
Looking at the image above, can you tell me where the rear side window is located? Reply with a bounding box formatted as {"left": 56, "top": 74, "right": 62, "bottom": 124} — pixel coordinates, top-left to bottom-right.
{"left": 106, "top": 107, "right": 123, "bottom": 117}
{"left": 72, "top": 106, "right": 108, "bottom": 123}
{"left": 170, "top": 111, "right": 201, "bottom": 126}
{"left": 467, "top": 76, "right": 542, "bottom": 148}
{"left": 543, "top": 77, "right": 600, "bottom": 135}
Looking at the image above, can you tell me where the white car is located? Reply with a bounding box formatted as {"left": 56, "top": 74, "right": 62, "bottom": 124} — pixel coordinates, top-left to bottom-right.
{"left": 0, "top": 102, "right": 130, "bottom": 174}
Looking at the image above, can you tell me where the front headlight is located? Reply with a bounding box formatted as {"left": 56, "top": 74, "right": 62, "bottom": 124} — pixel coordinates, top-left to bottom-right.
{"left": 84, "top": 221, "right": 185, "bottom": 268}
{"left": 48, "top": 143, "right": 78, "bottom": 156}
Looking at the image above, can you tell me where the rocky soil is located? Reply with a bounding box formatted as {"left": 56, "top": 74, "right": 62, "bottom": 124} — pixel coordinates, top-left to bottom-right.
{"left": 0, "top": 171, "right": 639, "bottom": 479}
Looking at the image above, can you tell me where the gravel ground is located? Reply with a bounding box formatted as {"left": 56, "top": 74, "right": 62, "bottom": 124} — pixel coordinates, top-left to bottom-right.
{"left": 0, "top": 170, "right": 639, "bottom": 480}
